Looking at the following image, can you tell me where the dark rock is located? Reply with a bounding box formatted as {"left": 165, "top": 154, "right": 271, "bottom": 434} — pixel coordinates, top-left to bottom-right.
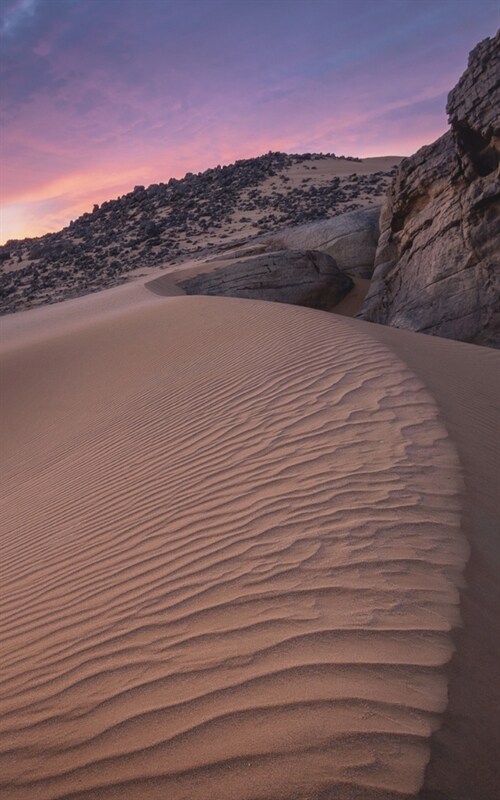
{"left": 447, "top": 34, "right": 500, "bottom": 179}
{"left": 0, "top": 150, "right": 394, "bottom": 315}
{"left": 359, "top": 32, "right": 500, "bottom": 347}
{"left": 142, "top": 221, "right": 161, "bottom": 239}
{"left": 179, "top": 249, "right": 353, "bottom": 310}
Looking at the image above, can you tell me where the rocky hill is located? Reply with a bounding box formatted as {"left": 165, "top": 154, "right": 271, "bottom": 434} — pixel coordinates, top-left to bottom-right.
{"left": 359, "top": 32, "right": 500, "bottom": 347}
{"left": 0, "top": 152, "right": 397, "bottom": 315}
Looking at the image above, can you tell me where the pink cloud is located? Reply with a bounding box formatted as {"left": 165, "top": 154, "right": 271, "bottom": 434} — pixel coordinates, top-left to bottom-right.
{"left": 1, "top": 0, "right": 497, "bottom": 242}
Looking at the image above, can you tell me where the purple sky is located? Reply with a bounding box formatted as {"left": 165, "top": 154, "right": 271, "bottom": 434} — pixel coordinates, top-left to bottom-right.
{"left": 0, "top": 0, "right": 498, "bottom": 242}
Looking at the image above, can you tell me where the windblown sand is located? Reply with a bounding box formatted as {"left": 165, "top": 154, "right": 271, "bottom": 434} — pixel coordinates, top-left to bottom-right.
{"left": 0, "top": 282, "right": 498, "bottom": 799}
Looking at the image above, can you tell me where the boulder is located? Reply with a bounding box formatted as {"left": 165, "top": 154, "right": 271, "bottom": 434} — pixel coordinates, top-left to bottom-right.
{"left": 264, "top": 206, "right": 381, "bottom": 278}
{"left": 179, "top": 250, "right": 353, "bottom": 310}
{"left": 359, "top": 32, "right": 500, "bottom": 347}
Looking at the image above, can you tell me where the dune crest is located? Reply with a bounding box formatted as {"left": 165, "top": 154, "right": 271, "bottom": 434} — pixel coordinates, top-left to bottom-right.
{"left": 0, "top": 295, "right": 467, "bottom": 799}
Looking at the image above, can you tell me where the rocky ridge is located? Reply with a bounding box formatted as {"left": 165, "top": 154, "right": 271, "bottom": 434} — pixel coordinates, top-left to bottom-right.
{"left": 0, "top": 152, "right": 396, "bottom": 315}
{"left": 359, "top": 32, "right": 500, "bottom": 347}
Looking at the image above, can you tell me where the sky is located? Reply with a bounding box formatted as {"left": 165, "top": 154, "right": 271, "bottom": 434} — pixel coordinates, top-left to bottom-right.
{"left": 0, "top": 0, "right": 498, "bottom": 243}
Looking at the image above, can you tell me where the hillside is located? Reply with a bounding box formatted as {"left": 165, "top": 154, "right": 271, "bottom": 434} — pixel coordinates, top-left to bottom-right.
{"left": 0, "top": 153, "right": 399, "bottom": 315}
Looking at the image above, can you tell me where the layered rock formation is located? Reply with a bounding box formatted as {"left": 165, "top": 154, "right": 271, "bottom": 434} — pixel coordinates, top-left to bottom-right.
{"left": 179, "top": 250, "right": 353, "bottom": 310}
{"left": 360, "top": 32, "right": 500, "bottom": 347}
{"left": 264, "top": 206, "right": 381, "bottom": 278}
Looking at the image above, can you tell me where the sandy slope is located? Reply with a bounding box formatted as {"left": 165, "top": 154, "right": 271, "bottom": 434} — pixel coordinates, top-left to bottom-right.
{"left": 178, "top": 155, "right": 402, "bottom": 252}
{"left": 0, "top": 282, "right": 493, "bottom": 799}
{"left": 358, "top": 321, "right": 500, "bottom": 800}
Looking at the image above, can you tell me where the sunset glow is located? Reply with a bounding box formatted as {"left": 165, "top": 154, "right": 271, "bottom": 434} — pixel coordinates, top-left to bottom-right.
{"left": 1, "top": 0, "right": 498, "bottom": 242}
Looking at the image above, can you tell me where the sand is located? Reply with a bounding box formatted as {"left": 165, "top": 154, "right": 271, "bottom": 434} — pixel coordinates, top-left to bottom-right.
{"left": 0, "top": 278, "right": 498, "bottom": 799}
{"left": 359, "top": 320, "right": 500, "bottom": 799}
{"left": 173, "top": 155, "right": 402, "bottom": 252}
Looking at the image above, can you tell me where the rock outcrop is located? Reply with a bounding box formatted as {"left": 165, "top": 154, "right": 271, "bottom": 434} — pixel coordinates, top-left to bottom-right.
{"left": 0, "top": 152, "right": 396, "bottom": 315}
{"left": 179, "top": 250, "right": 353, "bottom": 310}
{"left": 264, "top": 206, "right": 381, "bottom": 278}
{"left": 359, "top": 32, "right": 500, "bottom": 347}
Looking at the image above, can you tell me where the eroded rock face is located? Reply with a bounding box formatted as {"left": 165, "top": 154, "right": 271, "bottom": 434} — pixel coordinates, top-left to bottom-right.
{"left": 263, "top": 206, "right": 381, "bottom": 278}
{"left": 179, "top": 250, "right": 353, "bottom": 310}
{"left": 359, "top": 32, "right": 500, "bottom": 346}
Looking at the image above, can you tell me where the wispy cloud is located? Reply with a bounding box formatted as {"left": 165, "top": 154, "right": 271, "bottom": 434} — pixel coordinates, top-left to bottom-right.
{"left": 1, "top": 0, "right": 38, "bottom": 36}
{"left": 0, "top": 0, "right": 498, "bottom": 242}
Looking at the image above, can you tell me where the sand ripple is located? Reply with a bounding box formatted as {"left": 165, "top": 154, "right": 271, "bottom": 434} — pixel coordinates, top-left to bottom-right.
{"left": 0, "top": 297, "right": 466, "bottom": 799}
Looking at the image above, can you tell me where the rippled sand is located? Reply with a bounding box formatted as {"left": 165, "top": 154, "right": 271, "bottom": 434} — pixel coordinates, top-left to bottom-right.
{"left": 0, "top": 284, "right": 498, "bottom": 799}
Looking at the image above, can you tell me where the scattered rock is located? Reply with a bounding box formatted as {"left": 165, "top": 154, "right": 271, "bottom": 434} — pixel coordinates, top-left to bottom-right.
{"left": 0, "top": 152, "right": 396, "bottom": 315}
{"left": 179, "top": 250, "right": 354, "bottom": 310}
{"left": 359, "top": 32, "right": 500, "bottom": 347}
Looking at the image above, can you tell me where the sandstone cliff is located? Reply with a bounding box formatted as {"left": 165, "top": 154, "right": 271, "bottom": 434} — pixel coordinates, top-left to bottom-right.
{"left": 179, "top": 250, "right": 353, "bottom": 310}
{"left": 359, "top": 32, "right": 499, "bottom": 347}
{"left": 264, "top": 206, "right": 381, "bottom": 278}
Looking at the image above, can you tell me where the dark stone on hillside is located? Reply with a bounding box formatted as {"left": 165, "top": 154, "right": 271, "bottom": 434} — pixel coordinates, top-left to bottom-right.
{"left": 142, "top": 221, "right": 161, "bottom": 239}
{"left": 179, "top": 249, "right": 353, "bottom": 310}
{"left": 359, "top": 32, "right": 500, "bottom": 347}
{"left": 0, "top": 150, "right": 395, "bottom": 315}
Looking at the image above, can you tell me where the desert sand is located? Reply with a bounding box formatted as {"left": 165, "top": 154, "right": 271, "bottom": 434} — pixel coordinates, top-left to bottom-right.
{"left": 1, "top": 273, "right": 499, "bottom": 799}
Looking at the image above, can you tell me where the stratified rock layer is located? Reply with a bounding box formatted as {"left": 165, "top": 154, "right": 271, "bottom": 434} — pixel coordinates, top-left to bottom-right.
{"left": 360, "top": 32, "right": 500, "bottom": 346}
{"left": 179, "top": 250, "right": 353, "bottom": 310}
{"left": 264, "top": 206, "right": 381, "bottom": 278}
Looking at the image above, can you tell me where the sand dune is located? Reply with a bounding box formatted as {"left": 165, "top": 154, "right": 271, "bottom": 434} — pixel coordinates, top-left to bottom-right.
{"left": 358, "top": 320, "right": 500, "bottom": 799}
{"left": 0, "top": 285, "right": 495, "bottom": 799}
